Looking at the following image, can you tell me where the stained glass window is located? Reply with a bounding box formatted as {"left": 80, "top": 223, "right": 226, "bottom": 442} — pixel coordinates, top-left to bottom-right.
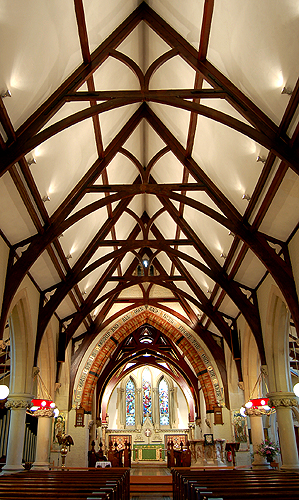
{"left": 142, "top": 368, "right": 152, "bottom": 421}
{"left": 125, "top": 379, "right": 135, "bottom": 426}
{"left": 159, "top": 378, "right": 169, "bottom": 425}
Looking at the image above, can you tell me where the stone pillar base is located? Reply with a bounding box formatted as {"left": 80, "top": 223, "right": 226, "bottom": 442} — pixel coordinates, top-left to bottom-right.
{"left": 31, "top": 461, "right": 50, "bottom": 470}
{"left": 1, "top": 465, "right": 25, "bottom": 475}
{"left": 280, "top": 464, "right": 299, "bottom": 471}
{"left": 252, "top": 462, "right": 270, "bottom": 470}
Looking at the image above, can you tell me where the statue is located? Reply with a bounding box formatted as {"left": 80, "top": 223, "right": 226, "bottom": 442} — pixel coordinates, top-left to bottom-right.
{"left": 56, "top": 432, "right": 74, "bottom": 468}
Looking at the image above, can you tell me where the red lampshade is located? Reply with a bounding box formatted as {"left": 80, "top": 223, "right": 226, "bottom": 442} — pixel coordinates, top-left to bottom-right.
{"left": 31, "top": 399, "right": 55, "bottom": 409}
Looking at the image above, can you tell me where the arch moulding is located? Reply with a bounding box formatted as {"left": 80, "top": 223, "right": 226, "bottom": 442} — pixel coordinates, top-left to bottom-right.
{"left": 73, "top": 306, "right": 223, "bottom": 413}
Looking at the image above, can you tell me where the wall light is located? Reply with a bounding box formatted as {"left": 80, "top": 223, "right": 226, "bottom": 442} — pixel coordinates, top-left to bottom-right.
{"left": 66, "top": 254, "right": 72, "bottom": 260}
{"left": 242, "top": 194, "right": 251, "bottom": 201}
{"left": 42, "top": 195, "right": 51, "bottom": 202}
{"left": 281, "top": 86, "right": 293, "bottom": 96}
{"left": 220, "top": 253, "right": 227, "bottom": 259}
{"left": 27, "top": 157, "right": 36, "bottom": 166}
{"left": 256, "top": 156, "right": 266, "bottom": 163}
{"left": 1, "top": 90, "right": 11, "bottom": 98}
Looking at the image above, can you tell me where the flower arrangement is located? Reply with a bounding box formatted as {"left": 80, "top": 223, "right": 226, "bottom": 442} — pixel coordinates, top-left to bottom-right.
{"left": 255, "top": 439, "right": 280, "bottom": 461}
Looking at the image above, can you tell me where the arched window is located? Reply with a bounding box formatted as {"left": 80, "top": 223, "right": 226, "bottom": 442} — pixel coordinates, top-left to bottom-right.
{"left": 159, "top": 378, "right": 169, "bottom": 425}
{"left": 125, "top": 378, "right": 135, "bottom": 426}
{"left": 142, "top": 368, "right": 152, "bottom": 422}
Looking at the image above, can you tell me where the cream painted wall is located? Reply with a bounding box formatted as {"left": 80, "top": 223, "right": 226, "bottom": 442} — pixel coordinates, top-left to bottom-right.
{"left": 289, "top": 230, "right": 299, "bottom": 296}
{"left": 176, "top": 384, "right": 188, "bottom": 429}
{"left": 0, "top": 235, "right": 9, "bottom": 312}
{"left": 107, "top": 384, "right": 119, "bottom": 429}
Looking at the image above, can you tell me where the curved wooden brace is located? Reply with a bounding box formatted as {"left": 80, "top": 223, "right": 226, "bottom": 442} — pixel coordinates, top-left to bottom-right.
{"left": 110, "top": 49, "right": 145, "bottom": 90}
{"left": 150, "top": 96, "right": 299, "bottom": 172}
{"left": 0, "top": 107, "right": 144, "bottom": 338}
{"left": 97, "top": 352, "right": 200, "bottom": 421}
{"left": 145, "top": 207, "right": 167, "bottom": 239}
{"left": 144, "top": 48, "right": 179, "bottom": 90}
{"left": 119, "top": 147, "right": 145, "bottom": 181}
{"left": 144, "top": 146, "right": 170, "bottom": 182}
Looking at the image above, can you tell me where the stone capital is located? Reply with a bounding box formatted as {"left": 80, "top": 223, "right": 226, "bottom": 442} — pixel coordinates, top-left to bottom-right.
{"left": 267, "top": 392, "right": 298, "bottom": 408}
{"left": 245, "top": 407, "right": 275, "bottom": 417}
{"left": 5, "top": 394, "right": 32, "bottom": 410}
{"left": 32, "top": 408, "right": 54, "bottom": 417}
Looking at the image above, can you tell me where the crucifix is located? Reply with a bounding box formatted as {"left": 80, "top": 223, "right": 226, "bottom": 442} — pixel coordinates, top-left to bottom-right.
{"left": 145, "top": 428, "right": 151, "bottom": 443}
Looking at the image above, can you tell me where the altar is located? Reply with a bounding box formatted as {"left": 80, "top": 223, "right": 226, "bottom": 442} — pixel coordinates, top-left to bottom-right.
{"left": 189, "top": 439, "right": 226, "bottom": 466}
{"left": 133, "top": 444, "right": 165, "bottom": 461}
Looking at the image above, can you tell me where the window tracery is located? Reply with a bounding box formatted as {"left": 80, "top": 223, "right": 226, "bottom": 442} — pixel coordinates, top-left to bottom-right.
{"left": 159, "top": 378, "right": 169, "bottom": 425}
{"left": 125, "top": 378, "right": 135, "bottom": 426}
{"left": 142, "top": 368, "right": 152, "bottom": 422}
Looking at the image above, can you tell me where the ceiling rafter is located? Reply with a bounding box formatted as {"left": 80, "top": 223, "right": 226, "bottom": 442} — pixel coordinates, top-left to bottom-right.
{"left": 145, "top": 105, "right": 299, "bottom": 335}
{"left": 0, "top": 105, "right": 144, "bottom": 338}
{"left": 149, "top": 220, "right": 262, "bottom": 360}
{"left": 0, "top": 2, "right": 144, "bottom": 176}
{"left": 0, "top": 1, "right": 298, "bottom": 400}
{"left": 142, "top": 3, "right": 287, "bottom": 137}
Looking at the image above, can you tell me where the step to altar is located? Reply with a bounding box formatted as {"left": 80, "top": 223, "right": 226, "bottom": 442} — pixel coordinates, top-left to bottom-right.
{"left": 130, "top": 475, "right": 172, "bottom": 496}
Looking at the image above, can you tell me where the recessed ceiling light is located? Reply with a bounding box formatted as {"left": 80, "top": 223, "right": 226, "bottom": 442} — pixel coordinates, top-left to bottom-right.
{"left": 1, "top": 90, "right": 11, "bottom": 98}
{"left": 281, "top": 86, "right": 293, "bottom": 95}
{"left": 242, "top": 194, "right": 251, "bottom": 201}
{"left": 256, "top": 155, "right": 266, "bottom": 163}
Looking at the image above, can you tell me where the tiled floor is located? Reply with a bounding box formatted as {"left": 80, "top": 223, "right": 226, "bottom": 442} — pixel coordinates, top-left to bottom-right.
{"left": 130, "top": 462, "right": 171, "bottom": 476}
{"left": 130, "top": 462, "right": 172, "bottom": 498}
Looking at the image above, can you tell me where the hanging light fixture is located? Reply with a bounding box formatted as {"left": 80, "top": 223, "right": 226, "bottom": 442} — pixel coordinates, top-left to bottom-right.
{"left": 29, "top": 370, "right": 58, "bottom": 417}
{"left": 241, "top": 370, "right": 275, "bottom": 417}
{"left": 0, "top": 339, "right": 10, "bottom": 401}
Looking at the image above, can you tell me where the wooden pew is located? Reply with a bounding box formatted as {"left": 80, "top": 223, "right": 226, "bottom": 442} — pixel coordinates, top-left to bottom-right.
{"left": 172, "top": 467, "right": 299, "bottom": 500}
{"left": 0, "top": 468, "right": 130, "bottom": 500}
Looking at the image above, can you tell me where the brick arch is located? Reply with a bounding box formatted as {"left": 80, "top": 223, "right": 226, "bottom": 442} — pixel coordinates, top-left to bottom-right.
{"left": 76, "top": 307, "right": 221, "bottom": 412}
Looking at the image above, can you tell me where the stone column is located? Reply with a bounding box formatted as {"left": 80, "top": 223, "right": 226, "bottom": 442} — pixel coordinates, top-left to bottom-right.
{"left": 136, "top": 388, "right": 142, "bottom": 428}
{"left": 152, "top": 388, "right": 159, "bottom": 428}
{"left": 268, "top": 392, "right": 299, "bottom": 470}
{"left": 32, "top": 413, "right": 52, "bottom": 470}
{"left": 118, "top": 388, "right": 125, "bottom": 427}
{"left": 169, "top": 388, "right": 175, "bottom": 428}
{"left": 102, "top": 423, "right": 108, "bottom": 454}
{"left": 246, "top": 409, "right": 269, "bottom": 469}
{"left": 2, "top": 394, "right": 32, "bottom": 474}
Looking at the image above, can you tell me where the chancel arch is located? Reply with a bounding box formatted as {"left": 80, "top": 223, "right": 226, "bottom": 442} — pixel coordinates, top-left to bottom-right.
{"left": 73, "top": 307, "right": 223, "bottom": 417}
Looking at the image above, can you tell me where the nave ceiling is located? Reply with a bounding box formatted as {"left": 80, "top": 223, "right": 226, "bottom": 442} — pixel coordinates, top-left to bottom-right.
{"left": 0, "top": 0, "right": 299, "bottom": 405}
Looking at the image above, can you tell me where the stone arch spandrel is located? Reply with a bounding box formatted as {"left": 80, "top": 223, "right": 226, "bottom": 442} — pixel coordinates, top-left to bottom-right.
{"left": 37, "top": 323, "right": 56, "bottom": 399}
{"left": 241, "top": 322, "right": 261, "bottom": 402}
{"left": 264, "top": 285, "right": 292, "bottom": 393}
{"left": 9, "top": 287, "right": 36, "bottom": 396}
{"left": 75, "top": 307, "right": 221, "bottom": 412}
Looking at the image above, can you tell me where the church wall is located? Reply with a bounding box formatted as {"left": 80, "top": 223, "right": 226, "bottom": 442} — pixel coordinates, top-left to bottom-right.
{"left": 107, "top": 384, "right": 119, "bottom": 429}
{"left": 289, "top": 229, "right": 299, "bottom": 296}
{"left": 176, "top": 384, "right": 188, "bottom": 429}
{"left": 0, "top": 235, "right": 9, "bottom": 312}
